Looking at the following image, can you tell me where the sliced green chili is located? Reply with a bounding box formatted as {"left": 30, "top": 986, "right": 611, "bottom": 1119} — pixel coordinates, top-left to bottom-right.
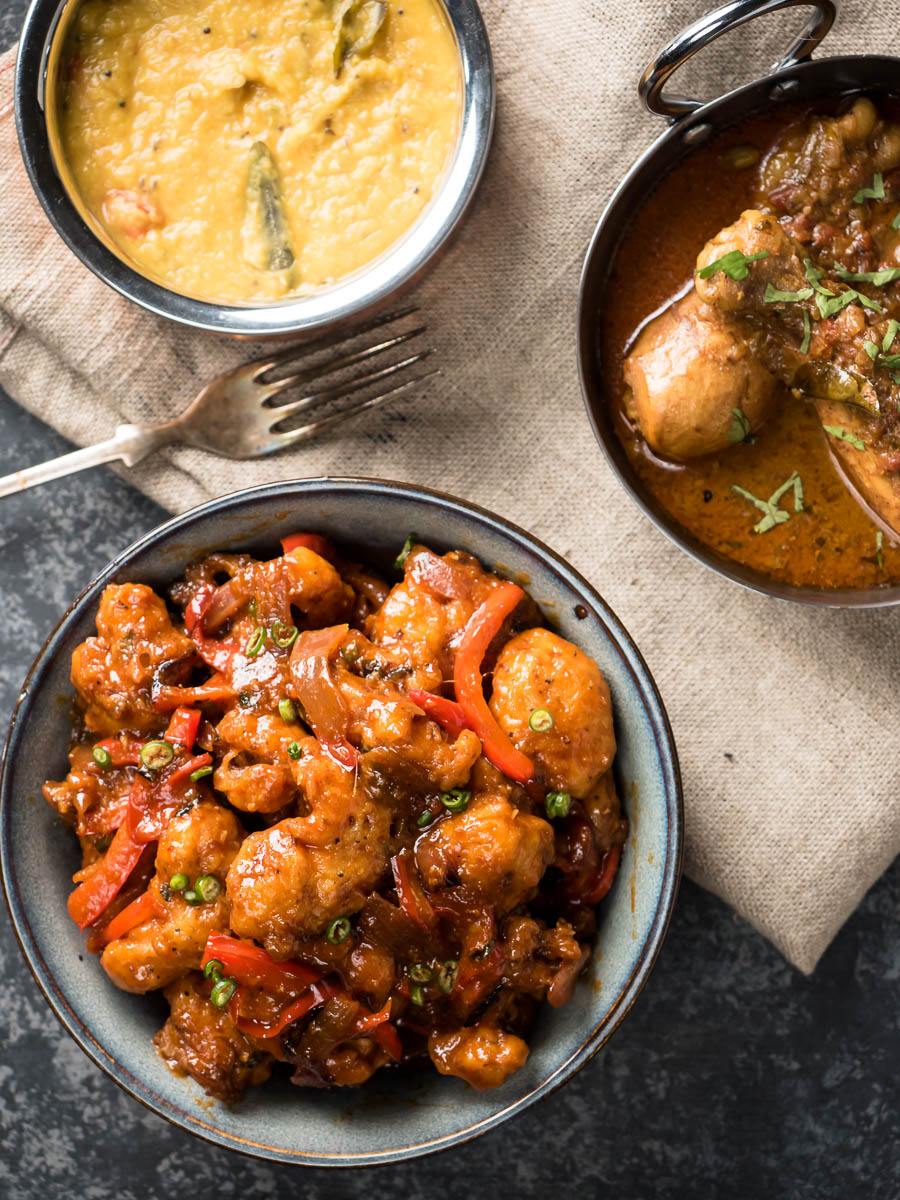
{"left": 203, "top": 958, "right": 224, "bottom": 980}
{"left": 545, "top": 790, "right": 572, "bottom": 819}
{"left": 169, "top": 872, "right": 189, "bottom": 892}
{"left": 245, "top": 625, "right": 267, "bottom": 658}
{"left": 140, "top": 740, "right": 174, "bottom": 769}
{"left": 409, "top": 963, "right": 433, "bottom": 984}
{"left": 326, "top": 916, "right": 351, "bottom": 944}
{"left": 437, "top": 960, "right": 459, "bottom": 995}
{"left": 190, "top": 764, "right": 213, "bottom": 782}
{"left": 440, "top": 788, "right": 471, "bottom": 813}
{"left": 529, "top": 708, "right": 554, "bottom": 732}
{"left": 278, "top": 697, "right": 298, "bottom": 723}
{"left": 271, "top": 621, "right": 299, "bottom": 649}
{"left": 210, "top": 977, "right": 237, "bottom": 1008}
{"left": 91, "top": 746, "right": 113, "bottom": 769}
{"left": 195, "top": 874, "right": 221, "bottom": 903}
{"left": 288, "top": 740, "right": 303, "bottom": 761}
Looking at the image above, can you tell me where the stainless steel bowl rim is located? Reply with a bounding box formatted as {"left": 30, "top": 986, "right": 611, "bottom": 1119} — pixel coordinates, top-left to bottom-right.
{"left": 577, "top": 32, "right": 900, "bottom": 609}
{"left": 14, "top": 0, "right": 494, "bottom": 337}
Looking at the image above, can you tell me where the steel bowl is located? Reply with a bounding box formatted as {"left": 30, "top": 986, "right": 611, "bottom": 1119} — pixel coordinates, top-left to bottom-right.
{"left": 577, "top": 0, "right": 900, "bottom": 607}
{"left": 0, "top": 477, "right": 682, "bottom": 1166}
{"left": 15, "top": 0, "right": 494, "bottom": 337}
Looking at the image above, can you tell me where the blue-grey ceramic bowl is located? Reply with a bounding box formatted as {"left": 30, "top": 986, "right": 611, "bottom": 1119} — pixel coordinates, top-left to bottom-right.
{"left": 0, "top": 478, "right": 682, "bottom": 1166}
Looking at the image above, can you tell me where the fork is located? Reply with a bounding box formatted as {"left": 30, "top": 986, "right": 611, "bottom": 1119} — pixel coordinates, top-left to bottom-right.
{"left": 0, "top": 308, "right": 436, "bottom": 498}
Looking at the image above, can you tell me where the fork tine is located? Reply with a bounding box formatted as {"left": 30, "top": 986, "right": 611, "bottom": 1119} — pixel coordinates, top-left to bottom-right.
{"left": 249, "top": 305, "right": 421, "bottom": 377}
{"left": 262, "top": 325, "right": 427, "bottom": 403}
{"left": 269, "top": 368, "right": 440, "bottom": 449}
{"left": 267, "top": 350, "right": 433, "bottom": 427}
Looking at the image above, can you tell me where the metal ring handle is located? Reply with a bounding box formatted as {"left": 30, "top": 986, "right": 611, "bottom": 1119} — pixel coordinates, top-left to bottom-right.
{"left": 639, "top": 0, "right": 836, "bottom": 120}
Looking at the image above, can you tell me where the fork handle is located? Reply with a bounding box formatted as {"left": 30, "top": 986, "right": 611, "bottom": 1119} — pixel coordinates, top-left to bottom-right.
{"left": 0, "top": 424, "right": 170, "bottom": 499}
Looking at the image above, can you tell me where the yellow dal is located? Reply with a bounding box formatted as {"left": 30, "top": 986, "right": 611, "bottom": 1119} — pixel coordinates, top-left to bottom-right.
{"left": 58, "top": 0, "right": 461, "bottom": 302}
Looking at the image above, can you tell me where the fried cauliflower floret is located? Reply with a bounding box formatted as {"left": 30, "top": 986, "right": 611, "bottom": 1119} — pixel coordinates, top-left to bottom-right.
{"left": 71, "top": 583, "right": 193, "bottom": 734}
{"left": 490, "top": 628, "right": 615, "bottom": 798}
{"left": 256, "top": 546, "right": 354, "bottom": 628}
{"left": 415, "top": 792, "right": 554, "bottom": 914}
{"left": 154, "top": 975, "right": 273, "bottom": 1103}
{"left": 213, "top": 709, "right": 305, "bottom": 813}
{"left": 100, "top": 802, "right": 243, "bottom": 993}
{"left": 366, "top": 546, "right": 502, "bottom": 683}
{"left": 428, "top": 1023, "right": 529, "bottom": 1090}
{"left": 226, "top": 790, "right": 391, "bottom": 958}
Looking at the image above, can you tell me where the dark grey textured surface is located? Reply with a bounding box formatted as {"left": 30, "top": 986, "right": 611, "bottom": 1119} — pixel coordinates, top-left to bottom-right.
{"left": 0, "top": 4, "right": 898, "bottom": 1196}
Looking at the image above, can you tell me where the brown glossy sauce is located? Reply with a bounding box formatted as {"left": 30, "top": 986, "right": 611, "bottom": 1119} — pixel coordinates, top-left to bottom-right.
{"left": 600, "top": 104, "right": 900, "bottom": 590}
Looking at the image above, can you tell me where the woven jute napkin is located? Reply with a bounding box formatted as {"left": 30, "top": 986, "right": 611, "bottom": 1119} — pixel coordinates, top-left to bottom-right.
{"left": 1, "top": 1, "right": 898, "bottom": 974}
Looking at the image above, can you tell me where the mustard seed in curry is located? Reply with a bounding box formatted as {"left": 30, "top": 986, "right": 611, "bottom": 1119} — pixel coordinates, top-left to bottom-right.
{"left": 605, "top": 96, "right": 900, "bottom": 591}
{"left": 57, "top": 0, "right": 461, "bottom": 302}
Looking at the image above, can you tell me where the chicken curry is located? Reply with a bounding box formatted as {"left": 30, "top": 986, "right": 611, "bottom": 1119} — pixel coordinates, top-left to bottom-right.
{"left": 604, "top": 96, "right": 900, "bottom": 590}
{"left": 45, "top": 533, "right": 625, "bottom": 1097}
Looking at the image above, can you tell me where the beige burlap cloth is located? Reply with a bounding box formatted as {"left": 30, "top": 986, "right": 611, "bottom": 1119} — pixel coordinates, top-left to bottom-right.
{"left": 1, "top": 1, "right": 898, "bottom": 973}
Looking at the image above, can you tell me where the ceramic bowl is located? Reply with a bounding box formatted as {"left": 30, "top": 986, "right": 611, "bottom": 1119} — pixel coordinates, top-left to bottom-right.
{"left": 15, "top": 0, "right": 494, "bottom": 337}
{"left": 0, "top": 478, "right": 682, "bottom": 1165}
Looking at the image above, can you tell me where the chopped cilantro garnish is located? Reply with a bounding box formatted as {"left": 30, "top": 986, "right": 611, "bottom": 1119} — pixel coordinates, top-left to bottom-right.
{"left": 855, "top": 292, "right": 883, "bottom": 313}
{"left": 730, "top": 471, "right": 803, "bottom": 534}
{"left": 697, "top": 249, "right": 770, "bottom": 281}
{"left": 815, "top": 290, "right": 859, "bottom": 319}
{"left": 880, "top": 353, "right": 900, "bottom": 369}
{"left": 800, "top": 308, "right": 811, "bottom": 355}
{"left": 834, "top": 264, "right": 900, "bottom": 286}
{"left": 728, "top": 407, "right": 755, "bottom": 444}
{"left": 822, "top": 425, "right": 866, "bottom": 451}
{"left": 883, "top": 320, "right": 900, "bottom": 353}
{"left": 764, "top": 283, "right": 814, "bottom": 304}
{"left": 853, "top": 173, "right": 885, "bottom": 203}
{"left": 893, "top": 209, "right": 900, "bottom": 231}
{"left": 803, "top": 258, "right": 834, "bottom": 296}
{"left": 863, "top": 340, "right": 880, "bottom": 360}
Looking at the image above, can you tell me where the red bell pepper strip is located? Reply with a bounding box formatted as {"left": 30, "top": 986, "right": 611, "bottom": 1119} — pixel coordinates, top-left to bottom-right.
{"left": 152, "top": 677, "right": 237, "bottom": 713}
{"left": 91, "top": 736, "right": 144, "bottom": 768}
{"left": 390, "top": 853, "right": 436, "bottom": 931}
{"left": 228, "top": 980, "right": 341, "bottom": 1039}
{"left": 184, "top": 585, "right": 240, "bottom": 673}
{"left": 372, "top": 1021, "right": 404, "bottom": 1061}
{"left": 407, "top": 687, "right": 471, "bottom": 738}
{"left": 160, "top": 752, "right": 213, "bottom": 795}
{"left": 98, "top": 890, "right": 162, "bottom": 946}
{"left": 202, "top": 932, "right": 321, "bottom": 995}
{"left": 281, "top": 532, "right": 337, "bottom": 562}
{"left": 586, "top": 843, "right": 622, "bottom": 904}
{"left": 127, "top": 753, "right": 215, "bottom": 844}
{"left": 454, "top": 583, "right": 534, "bottom": 784}
{"left": 67, "top": 779, "right": 150, "bottom": 929}
{"left": 352, "top": 999, "right": 392, "bottom": 1035}
{"left": 164, "top": 706, "right": 201, "bottom": 750}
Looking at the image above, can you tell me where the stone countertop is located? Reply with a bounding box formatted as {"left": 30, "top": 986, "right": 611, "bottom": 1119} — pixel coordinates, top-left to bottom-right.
{"left": 0, "top": 4, "right": 897, "bottom": 1196}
